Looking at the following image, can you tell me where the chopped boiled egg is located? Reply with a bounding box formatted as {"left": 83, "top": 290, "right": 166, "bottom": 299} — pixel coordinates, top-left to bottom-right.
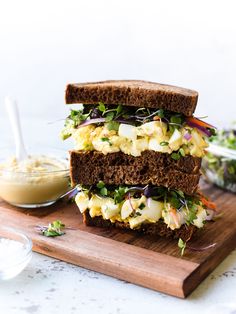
{"left": 92, "top": 137, "right": 120, "bottom": 154}
{"left": 191, "top": 129, "right": 207, "bottom": 147}
{"left": 72, "top": 125, "right": 96, "bottom": 150}
{"left": 71, "top": 120, "right": 208, "bottom": 158}
{"left": 168, "top": 129, "right": 182, "bottom": 151}
{"left": 88, "top": 195, "right": 114, "bottom": 217}
{"left": 129, "top": 138, "right": 149, "bottom": 156}
{"left": 121, "top": 195, "right": 147, "bottom": 219}
{"left": 118, "top": 124, "right": 137, "bottom": 141}
{"left": 193, "top": 206, "right": 208, "bottom": 228}
{"left": 129, "top": 215, "right": 146, "bottom": 229}
{"left": 149, "top": 137, "right": 171, "bottom": 153}
{"left": 162, "top": 204, "right": 182, "bottom": 230}
{"left": 121, "top": 199, "right": 134, "bottom": 219}
{"left": 101, "top": 202, "right": 120, "bottom": 219}
{"left": 75, "top": 191, "right": 89, "bottom": 213}
{"left": 137, "top": 121, "right": 167, "bottom": 137}
{"left": 141, "top": 198, "right": 163, "bottom": 221}
{"left": 75, "top": 189, "right": 207, "bottom": 231}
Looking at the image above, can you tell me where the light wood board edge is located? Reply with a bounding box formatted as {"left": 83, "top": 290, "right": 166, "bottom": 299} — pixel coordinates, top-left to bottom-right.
{"left": 31, "top": 228, "right": 198, "bottom": 298}
{"left": 182, "top": 230, "right": 236, "bottom": 297}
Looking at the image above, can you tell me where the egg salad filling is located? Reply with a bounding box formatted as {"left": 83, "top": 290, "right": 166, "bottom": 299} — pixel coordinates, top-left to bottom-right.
{"left": 61, "top": 103, "right": 215, "bottom": 159}
{"left": 75, "top": 183, "right": 213, "bottom": 230}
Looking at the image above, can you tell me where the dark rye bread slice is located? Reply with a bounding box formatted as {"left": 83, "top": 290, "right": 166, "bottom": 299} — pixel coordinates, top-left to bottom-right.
{"left": 83, "top": 210, "right": 197, "bottom": 242}
{"left": 65, "top": 80, "right": 198, "bottom": 116}
{"left": 70, "top": 150, "right": 201, "bottom": 173}
{"left": 70, "top": 150, "right": 201, "bottom": 195}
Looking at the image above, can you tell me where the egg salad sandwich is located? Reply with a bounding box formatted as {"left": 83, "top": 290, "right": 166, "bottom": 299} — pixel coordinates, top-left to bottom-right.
{"left": 62, "top": 80, "right": 216, "bottom": 241}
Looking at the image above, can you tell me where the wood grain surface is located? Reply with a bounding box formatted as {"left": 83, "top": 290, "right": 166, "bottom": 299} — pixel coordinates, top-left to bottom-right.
{"left": 0, "top": 182, "right": 235, "bottom": 298}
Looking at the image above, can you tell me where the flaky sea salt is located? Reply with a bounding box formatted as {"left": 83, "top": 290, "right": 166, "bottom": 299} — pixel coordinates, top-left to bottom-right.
{"left": 0, "top": 238, "right": 25, "bottom": 268}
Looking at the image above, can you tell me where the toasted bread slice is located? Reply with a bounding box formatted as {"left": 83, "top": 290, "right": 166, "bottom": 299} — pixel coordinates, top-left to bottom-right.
{"left": 65, "top": 80, "right": 198, "bottom": 116}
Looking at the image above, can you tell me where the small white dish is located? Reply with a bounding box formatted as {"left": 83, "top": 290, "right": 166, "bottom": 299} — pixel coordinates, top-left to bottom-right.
{"left": 0, "top": 226, "right": 32, "bottom": 280}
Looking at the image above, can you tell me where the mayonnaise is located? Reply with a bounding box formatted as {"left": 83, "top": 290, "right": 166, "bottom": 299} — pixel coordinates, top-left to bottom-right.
{"left": 0, "top": 155, "right": 70, "bottom": 207}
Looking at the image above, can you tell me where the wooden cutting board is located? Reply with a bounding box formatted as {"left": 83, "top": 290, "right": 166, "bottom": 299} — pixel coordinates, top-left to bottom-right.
{"left": 0, "top": 182, "right": 235, "bottom": 298}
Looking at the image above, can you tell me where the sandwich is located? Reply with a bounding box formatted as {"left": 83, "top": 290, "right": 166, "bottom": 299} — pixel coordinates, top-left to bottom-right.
{"left": 61, "top": 80, "right": 216, "bottom": 242}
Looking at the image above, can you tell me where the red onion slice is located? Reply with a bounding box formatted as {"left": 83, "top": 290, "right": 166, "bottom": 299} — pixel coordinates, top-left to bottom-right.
{"left": 206, "top": 209, "right": 216, "bottom": 221}
{"left": 147, "top": 197, "right": 151, "bottom": 208}
{"left": 77, "top": 118, "right": 106, "bottom": 128}
{"left": 184, "top": 132, "right": 192, "bottom": 141}
{"left": 128, "top": 193, "right": 135, "bottom": 212}
{"left": 125, "top": 187, "right": 145, "bottom": 196}
{"left": 186, "top": 242, "right": 217, "bottom": 252}
{"left": 186, "top": 121, "right": 212, "bottom": 137}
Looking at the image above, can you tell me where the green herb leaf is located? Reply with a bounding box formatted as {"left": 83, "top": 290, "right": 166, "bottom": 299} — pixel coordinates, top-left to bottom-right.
{"left": 101, "top": 137, "right": 112, "bottom": 146}
{"left": 100, "top": 187, "right": 108, "bottom": 196}
{"left": 178, "top": 238, "right": 187, "bottom": 256}
{"left": 98, "top": 102, "right": 106, "bottom": 113}
{"left": 209, "top": 128, "right": 216, "bottom": 136}
{"left": 107, "top": 121, "right": 120, "bottom": 131}
{"left": 160, "top": 141, "right": 169, "bottom": 146}
{"left": 114, "top": 186, "right": 128, "bottom": 204}
{"left": 40, "top": 220, "right": 65, "bottom": 237}
{"left": 171, "top": 152, "right": 180, "bottom": 160}
{"left": 156, "top": 109, "right": 164, "bottom": 118}
{"left": 139, "top": 203, "right": 145, "bottom": 210}
{"left": 116, "top": 104, "right": 123, "bottom": 115}
{"left": 105, "top": 112, "right": 115, "bottom": 122}
{"left": 169, "top": 124, "right": 175, "bottom": 134}
{"left": 175, "top": 190, "right": 185, "bottom": 198}
{"left": 64, "top": 108, "right": 89, "bottom": 129}
{"left": 169, "top": 195, "right": 181, "bottom": 209}
{"left": 60, "top": 129, "right": 72, "bottom": 140}
{"left": 179, "top": 148, "right": 185, "bottom": 156}
{"left": 96, "top": 181, "right": 105, "bottom": 189}
{"left": 101, "top": 137, "right": 110, "bottom": 142}
{"left": 187, "top": 203, "right": 198, "bottom": 223}
{"left": 170, "top": 115, "right": 182, "bottom": 125}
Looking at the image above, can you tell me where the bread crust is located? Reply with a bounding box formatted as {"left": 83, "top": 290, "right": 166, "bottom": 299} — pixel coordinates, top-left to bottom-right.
{"left": 65, "top": 80, "right": 198, "bottom": 116}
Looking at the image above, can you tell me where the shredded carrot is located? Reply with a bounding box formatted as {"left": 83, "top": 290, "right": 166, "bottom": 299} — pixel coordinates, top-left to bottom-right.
{"left": 200, "top": 197, "right": 216, "bottom": 210}
{"left": 170, "top": 208, "right": 180, "bottom": 226}
{"left": 186, "top": 116, "right": 214, "bottom": 129}
{"left": 197, "top": 190, "right": 217, "bottom": 210}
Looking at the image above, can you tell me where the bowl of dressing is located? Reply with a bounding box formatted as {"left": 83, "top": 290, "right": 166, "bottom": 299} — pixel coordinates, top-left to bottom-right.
{"left": 0, "top": 147, "right": 70, "bottom": 208}
{"left": 0, "top": 226, "right": 32, "bottom": 280}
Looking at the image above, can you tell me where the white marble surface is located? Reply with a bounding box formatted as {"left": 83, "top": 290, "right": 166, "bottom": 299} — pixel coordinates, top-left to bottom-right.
{"left": 0, "top": 250, "right": 235, "bottom": 314}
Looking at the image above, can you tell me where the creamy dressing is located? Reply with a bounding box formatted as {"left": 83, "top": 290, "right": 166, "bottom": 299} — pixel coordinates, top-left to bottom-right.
{"left": 0, "top": 155, "right": 70, "bottom": 206}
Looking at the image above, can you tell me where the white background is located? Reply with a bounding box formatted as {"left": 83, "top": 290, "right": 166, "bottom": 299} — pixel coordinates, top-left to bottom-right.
{"left": 0, "top": 0, "right": 236, "bottom": 147}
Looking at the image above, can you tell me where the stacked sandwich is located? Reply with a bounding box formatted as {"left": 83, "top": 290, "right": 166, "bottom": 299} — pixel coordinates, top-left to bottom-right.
{"left": 62, "top": 80, "right": 215, "bottom": 241}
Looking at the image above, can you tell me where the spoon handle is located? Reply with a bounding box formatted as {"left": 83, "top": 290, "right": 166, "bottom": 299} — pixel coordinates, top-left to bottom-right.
{"left": 5, "top": 97, "right": 27, "bottom": 161}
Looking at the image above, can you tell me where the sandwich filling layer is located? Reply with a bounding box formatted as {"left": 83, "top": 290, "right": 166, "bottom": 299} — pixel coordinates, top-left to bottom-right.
{"left": 75, "top": 183, "right": 213, "bottom": 231}
{"left": 61, "top": 104, "right": 215, "bottom": 158}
